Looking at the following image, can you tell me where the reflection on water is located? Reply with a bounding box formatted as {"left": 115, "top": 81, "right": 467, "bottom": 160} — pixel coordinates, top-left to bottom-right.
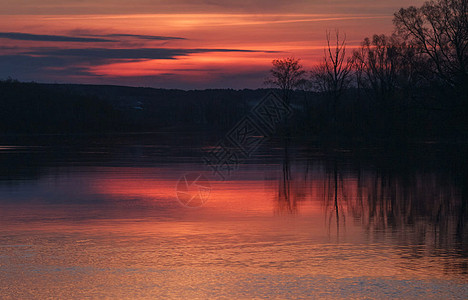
{"left": 0, "top": 134, "right": 466, "bottom": 298}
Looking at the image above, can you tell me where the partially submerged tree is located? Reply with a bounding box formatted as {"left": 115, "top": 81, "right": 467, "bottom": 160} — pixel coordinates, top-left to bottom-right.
{"left": 351, "top": 34, "right": 401, "bottom": 103}
{"left": 394, "top": 0, "right": 468, "bottom": 89}
{"left": 311, "top": 30, "right": 352, "bottom": 123}
{"left": 394, "top": 0, "right": 468, "bottom": 129}
{"left": 265, "top": 57, "right": 307, "bottom": 103}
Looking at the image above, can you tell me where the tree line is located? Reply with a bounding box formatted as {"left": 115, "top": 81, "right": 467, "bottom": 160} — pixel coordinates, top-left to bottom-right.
{"left": 0, "top": 79, "right": 265, "bottom": 134}
{"left": 267, "top": 0, "right": 467, "bottom": 141}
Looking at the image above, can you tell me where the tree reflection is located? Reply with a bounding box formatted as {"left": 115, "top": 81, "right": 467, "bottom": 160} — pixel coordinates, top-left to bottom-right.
{"left": 272, "top": 143, "right": 467, "bottom": 274}
{"left": 275, "top": 139, "right": 298, "bottom": 214}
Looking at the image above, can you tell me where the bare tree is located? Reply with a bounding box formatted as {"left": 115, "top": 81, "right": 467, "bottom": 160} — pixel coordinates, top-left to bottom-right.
{"left": 265, "top": 57, "right": 307, "bottom": 103}
{"left": 394, "top": 0, "right": 468, "bottom": 88}
{"left": 351, "top": 34, "right": 402, "bottom": 103}
{"left": 311, "top": 30, "right": 352, "bottom": 123}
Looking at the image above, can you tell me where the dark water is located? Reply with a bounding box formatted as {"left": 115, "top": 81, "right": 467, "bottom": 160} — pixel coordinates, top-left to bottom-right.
{"left": 0, "top": 133, "right": 467, "bottom": 299}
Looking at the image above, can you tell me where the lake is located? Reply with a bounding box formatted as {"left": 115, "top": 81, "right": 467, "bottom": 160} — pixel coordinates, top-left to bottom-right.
{"left": 0, "top": 133, "right": 466, "bottom": 299}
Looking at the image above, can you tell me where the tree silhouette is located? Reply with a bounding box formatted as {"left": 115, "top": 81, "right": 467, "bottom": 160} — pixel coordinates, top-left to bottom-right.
{"left": 311, "top": 30, "right": 352, "bottom": 125}
{"left": 394, "top": 0, "right": 468, "bottom": 89}
{"left": 351, "top": 34, "right": 404, "bottom": 104}
{"left": 265, "top": 57, "right": 307, "bottom": 103}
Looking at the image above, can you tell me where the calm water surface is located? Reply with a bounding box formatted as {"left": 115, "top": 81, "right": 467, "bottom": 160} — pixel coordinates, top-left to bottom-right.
{"left": 0, "top": 133, "right": 466, "bottom": 299}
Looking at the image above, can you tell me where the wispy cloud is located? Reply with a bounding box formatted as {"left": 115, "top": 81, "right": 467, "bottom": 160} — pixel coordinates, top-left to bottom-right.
{"left": 0, "top": 0, "right": 425, "bottom": 15}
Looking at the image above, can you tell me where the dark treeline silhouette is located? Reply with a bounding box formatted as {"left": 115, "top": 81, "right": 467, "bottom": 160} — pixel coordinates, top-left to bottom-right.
{"left": 1, "top": 76, "right": 465, "bottom": 141}
{"left": 0, "top": 79, "right": 121, "bottom": 133}
{"left": 0, "top": 79, "right": 264, "bottom": 134}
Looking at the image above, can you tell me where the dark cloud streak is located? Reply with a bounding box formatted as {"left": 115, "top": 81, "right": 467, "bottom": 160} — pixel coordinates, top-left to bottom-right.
{"left": 25, "top": 47, "right": 278, "bottom": 60}
{"left": 0, "top": 32, "right": 115, "bottom": 42}
{"left": 0, "top": 47, "right": 278, "bottom": 83}
{"left": 0, "top": 54, "right": 267, "bottom": 89}
{"left": 99, "top": 33, "right": 186, "bottom": 41}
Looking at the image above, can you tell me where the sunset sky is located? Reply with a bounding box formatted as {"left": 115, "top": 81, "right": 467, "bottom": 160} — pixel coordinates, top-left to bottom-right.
{"left": 0, "top": 0, "right": 426, "bottom": 89}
